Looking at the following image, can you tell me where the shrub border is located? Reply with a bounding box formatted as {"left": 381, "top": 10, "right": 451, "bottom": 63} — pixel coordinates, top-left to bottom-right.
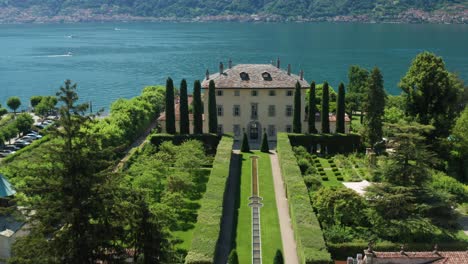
{"left": 184, "top": 136, "right": 233, "bottom": 264}
{"left": 276, "top": 133, "right": 331, "bottom": 264}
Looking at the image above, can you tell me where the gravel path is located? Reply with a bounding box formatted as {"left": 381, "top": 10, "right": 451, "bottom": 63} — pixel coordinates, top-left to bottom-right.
{"left": 270, "top": 151, "right": 299, "bottom": 264}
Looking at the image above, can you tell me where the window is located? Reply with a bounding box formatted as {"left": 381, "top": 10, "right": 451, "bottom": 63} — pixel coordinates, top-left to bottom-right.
{"left": 217, "top": 105, "right": 223, "bottom": 117}
{"left": 269, "top": 90, "right": 276, "bottom": 96}
{"left": 234, "top": 90, "right": 240, "bottom": 96}
{"left": 251, "top": 90, "right": 258, "bottom": 96}
{"left": 268, "top": 125, "right": 276, "bottom": 137}
{"left": 268, "top": 105, "right": 276, "bottom": 117}
{"left": 233, "top": 105, "right": 240, "bottom": 117}
{"left": 251, "top": 103, "right": 258, "bottom": 119}
{"left": 240, "top": 72, "right": 250, "bottom": 81}
{"left": 217, "top": 124, "right": 223, "bottom": 134}
{"left": 262, "top": 72, "right": 272, "bottom": 81}
{"left": 286, "top": 105, "right": 293, "bottom": 117}
{"left": 286, "top": 125, "right": 292, "bottom": 133}
{"left": 233, "top": 125, "right": 241, "bottom": 137}
{"left": 216, "top": 90, "right": 223, "bottom": 96}
{"left": 286, "top": 90, "right": 293, "bottom": 96}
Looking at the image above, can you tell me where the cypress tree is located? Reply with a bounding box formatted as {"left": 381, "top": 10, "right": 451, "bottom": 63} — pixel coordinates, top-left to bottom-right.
{"left": 241, "top": 132, "right": 250, "bottom": 153}
{"left": 193, "top": 80, "right": 203, "bottom": 134}
{"left": 260, "top": 132, "right": 269, "bottom": 153}
{"left": 274, "top": 249, "right": 284, "bottom": 264}
{"left": 321, "top": 82, "right": 330, "bottom": 133}
{"left": 165, "top": 77, "right": 176, "bottom": 134}
{"left": 336, "top": 82, "right": 346, "bottom": 134}
{"left": 179, "top": 79, "right": 190, "bottom": 134}
{"left": 308, "top": 81, "right": 318, "bottom": 134}
{"left": 228, "top": 249, "right": 239, "bottom": 264}
{"left": 293, "top": 81, "right": 302, "bottom": 133}
{"left": 365, "top": 67, "right": 386, "bottom": 146}
{"left": 208, "top": 80, "right": 218, "bottom": 133}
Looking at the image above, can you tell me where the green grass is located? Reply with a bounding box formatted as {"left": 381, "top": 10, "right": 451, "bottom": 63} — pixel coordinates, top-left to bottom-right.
{"left": 317, "top": 157, "right": 344, "bottom": 188}
{"left": 235, "top": 151, "right": 282, "bottom": 264}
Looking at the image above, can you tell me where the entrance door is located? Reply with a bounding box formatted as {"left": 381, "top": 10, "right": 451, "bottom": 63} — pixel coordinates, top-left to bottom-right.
{"left": 248, "top": 121, "right": 261, "bottom": 141}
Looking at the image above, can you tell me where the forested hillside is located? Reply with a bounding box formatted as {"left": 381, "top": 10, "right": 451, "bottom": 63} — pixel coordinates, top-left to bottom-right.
{"left": 0, "top": 0, "right": 466, "bottom": 23}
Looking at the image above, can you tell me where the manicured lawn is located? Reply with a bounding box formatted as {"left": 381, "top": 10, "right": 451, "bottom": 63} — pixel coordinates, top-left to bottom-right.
{"left": 317, "top": 157, "right": 344, "bottom": 188}
{"left": 235, "top": 151, "right": 282, "bottom": 264}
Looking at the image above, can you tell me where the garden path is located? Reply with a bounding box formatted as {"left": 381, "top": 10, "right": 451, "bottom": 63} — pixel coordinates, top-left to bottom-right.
{"left": 270, "top": 151, "right": 299, "bottom": 264}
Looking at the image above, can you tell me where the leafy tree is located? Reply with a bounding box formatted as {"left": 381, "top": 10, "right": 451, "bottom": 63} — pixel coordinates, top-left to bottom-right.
{"left": 165, "top": 77, "right": 176, "bottom": 134}
{"left": 241, "top": 132, "right": 250, "bottom": 152}
{"left": 228, "top": 249, "right": 239, "bottom": 264}
{"left": 0, "top": 106, "right": 8, "bottom": 117}
{"left": 208, "top": 80, "right": 218, "bottom": 133}
{"left": 14, "top": 113, "right": 34, "bottom": 136}
{"left": 364, "top": 67, "right": 386, "bottom": 146}
{"left": 450, "top": 106, "right": 468, "bottom": 182}
{"left": 321, "top": 81, "right": 330, "bottom": 133}
{"left": 7, "top": 96, "right": 21, "bottom": 115}
{"left": 313, "top": 187, "right": 367, "bottom": 228}
{"left": 30, "top": 96, "right": 43, "bottom": 108}
{"left": 274, "top": 249, "right": 284, "bottom": 264}
{"left": 336, "top": 82, "right": 346, "bottom": 133}
{"left": 179, "top": 79, "right": 190, "bottom": 134}
{"left": 293, "top": 81, "right": 302, "bottom": 133}
{"left": 35, "top": 96, "right": 58, "bottom": 119}
{"left": 308, "top": 81, "right": 318, "bottom": 133}
{"left": 193, "top": 80, "right": 203, "bottom": 134}
{"left": 260, "top": 132, "right": 269, "bottom": 153}
{"left": 399, "top": 52, "right": 464, "bottom": 140}
{"left": 347, "top": 65, "right": 369, "bottom": 125}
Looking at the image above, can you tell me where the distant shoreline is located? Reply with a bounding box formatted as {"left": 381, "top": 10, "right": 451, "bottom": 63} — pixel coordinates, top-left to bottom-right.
{"left": 0, "top": 8, "right": 466, "bottom": 25}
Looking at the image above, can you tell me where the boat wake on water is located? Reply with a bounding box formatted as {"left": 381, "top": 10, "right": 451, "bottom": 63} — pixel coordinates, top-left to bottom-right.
{"left": 34, "top": 52, "right": 73, "bottom": 58}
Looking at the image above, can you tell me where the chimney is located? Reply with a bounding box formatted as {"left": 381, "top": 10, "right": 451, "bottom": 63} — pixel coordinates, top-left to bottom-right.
{"left": 287, "top": 64, "right": 291, "bottom": 76}
{"left": 228, "top": 59, "right": 232, "bottom": 69}
{"left": 276, "top": 57, "right": 280, "bottom": 69}
{"left": 300, "top": 69, "right": 304, "bottom": 80}
{"left": 205, "top": 69, "right": 210, "bottom": 80}
{"left": 219, "top": 62, "right": 224, "bottom": 74}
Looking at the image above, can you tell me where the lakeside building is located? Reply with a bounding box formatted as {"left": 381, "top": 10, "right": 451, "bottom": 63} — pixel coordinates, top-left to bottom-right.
{"left": 159, "top": 60, "right": 350, "bottom": 140}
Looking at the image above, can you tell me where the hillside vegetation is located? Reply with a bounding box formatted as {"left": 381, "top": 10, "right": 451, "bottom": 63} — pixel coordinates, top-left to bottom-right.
{"left": 0, "top": 0, "right": 466, "bottom": 23}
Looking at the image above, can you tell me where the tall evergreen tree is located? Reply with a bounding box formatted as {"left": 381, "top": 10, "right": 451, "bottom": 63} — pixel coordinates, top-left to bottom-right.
{"left": 364, "top": 67, "right": 386, "bottom": 146}
{"left": 228, "top": 249, "right": 239, "bottom": 264}
{"left": 321, "top": 81, "right": 330, "bottom": 133}
{"left": 193, "top": 80, "right": 203, "bottom": 134}
{"left": 274, "top": 250, "right": 284, "bottom": 264}
{"left": 165, "top": 77, "right": 176, "bottom": 134}
{"left": 208, "top": 80, "right": 218, "bottom": 133}
{"left": 241, "top": 132, "right": 250, "bottom": 153}
{"left": 336, "top": 82, "right": 346, "bottom": 134}
{"left": 261, "top": 131, "right": 269, "bottom": 153}
{"left": 308, "top": 81, "right": 318, "bottom": 134}
{"left": 179, "top": 79, "right": 190, "bottom": 134}
{"left": 293, "top": 81, "right": 302, "bottom": 133}
{"left": 10, "top": 80, "right": 127, "bottom": 263}
{"left": 347, "top": 66, "right": 369, "bottom": 125}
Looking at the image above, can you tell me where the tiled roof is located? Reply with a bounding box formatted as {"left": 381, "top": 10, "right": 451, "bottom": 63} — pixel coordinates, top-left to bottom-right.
{"left": 157, "top": 96, "right": 205, "bottom": 122}
{"left": 201, "top": 64, "right": 310, "bottom": 89}
{"left": 373, "top": 251, "right": 468, "bottom": 264}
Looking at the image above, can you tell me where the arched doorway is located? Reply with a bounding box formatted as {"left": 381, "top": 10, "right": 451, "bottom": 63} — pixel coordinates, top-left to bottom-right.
{"left": 248, "top": 121, "right": 262, "bottom": 142}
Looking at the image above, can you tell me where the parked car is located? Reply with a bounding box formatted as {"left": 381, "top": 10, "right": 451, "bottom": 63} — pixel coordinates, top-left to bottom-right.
{"left": 26, "top": 133, "right": 42, "bottom": 139}
{"left": 3, "top": 145, "right": 20, "bottom": 151}
{"left": 14, "top": 140, "right": 31, "bottom": 148}
{"left": 0, "top": 150, "right": 16, "bottom": 156}
{"left": 20, "top": 136, "right": 36, "bottom": 142}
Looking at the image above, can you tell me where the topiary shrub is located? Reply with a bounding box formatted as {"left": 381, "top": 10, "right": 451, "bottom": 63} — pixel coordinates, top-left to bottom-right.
{"left": 273, "top": 249, "right": 284, "bottom": 264}
{"left": 261, "top": 132, "right": 270, "bottom": 153}
{"left": 337, "top": 176, "right": 344, "bottom": 181}
{"left": 228, "top": 249, "right": 239, "bottom": 264}
{"left": 297, "top": 158, "right": 310, "bottom": 174}
{"left": 304, "top": 176, "right": 322, "bottom": 191}
{"left": 322, "top": 176, "right": 329, "bottom": 181}
{"left": 241, "top": 132, "right": 250, "bottom": 152}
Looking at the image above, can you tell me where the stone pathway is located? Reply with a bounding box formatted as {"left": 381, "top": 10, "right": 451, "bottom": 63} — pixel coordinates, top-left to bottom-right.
{"left": 249, "top": 156, "right": 263, "bottom": 264}
{"left": 270, "top": 151, "right": 300, "bottom": 264}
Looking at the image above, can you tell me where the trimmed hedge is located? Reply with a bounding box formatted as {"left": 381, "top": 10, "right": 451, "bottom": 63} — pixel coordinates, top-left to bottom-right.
{"left": 185, "top": 136, "right": 233, "bottom": 264}
{"left": 276, "top": 133, "right": 331, "bottom": 264}
{"left": 328, "top": 241, "right": 468, "bottom": 260}
{"left": 288, "top": 134, "right": 362, "bottom": 154}
{"left": 150, "top": 133, "right": 221, "bottom": 155}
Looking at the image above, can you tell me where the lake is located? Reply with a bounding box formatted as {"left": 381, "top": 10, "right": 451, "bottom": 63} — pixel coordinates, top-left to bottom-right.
{"left": 0, "top": 22, "right": 467, "bottom": 111}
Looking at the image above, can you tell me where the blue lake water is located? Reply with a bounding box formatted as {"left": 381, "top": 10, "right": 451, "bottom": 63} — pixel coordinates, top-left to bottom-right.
{"left": 0, "top": 22, "right": 467, "bottom": 111}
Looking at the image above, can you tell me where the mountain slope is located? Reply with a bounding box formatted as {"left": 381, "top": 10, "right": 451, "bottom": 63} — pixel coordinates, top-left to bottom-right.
{"left": 0, "top": 0, "right": 466, "bottom": 23}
